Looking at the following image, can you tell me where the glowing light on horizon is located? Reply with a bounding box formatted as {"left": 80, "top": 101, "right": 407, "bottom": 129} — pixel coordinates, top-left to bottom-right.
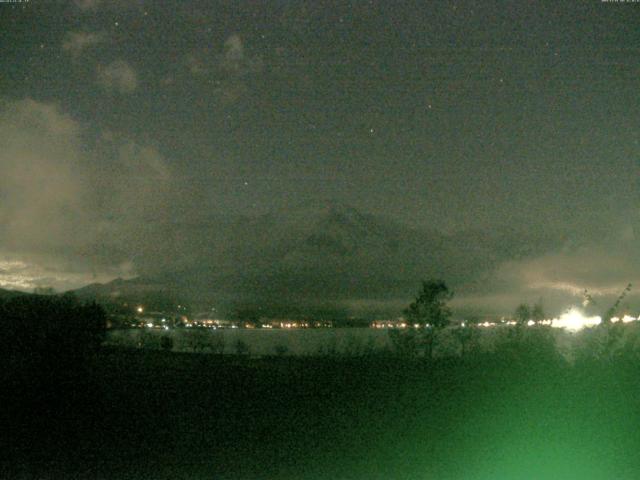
{"left": 551, "top": 309, "right": 601, "bottom": 331}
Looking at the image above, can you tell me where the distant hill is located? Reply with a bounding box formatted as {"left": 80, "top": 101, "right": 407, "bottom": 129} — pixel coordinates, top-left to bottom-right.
{"left": 0, "top": 288, "right": 28, "bottom": 300}
{"left": 73, "top": 277, "right": 183, "bottom": 313}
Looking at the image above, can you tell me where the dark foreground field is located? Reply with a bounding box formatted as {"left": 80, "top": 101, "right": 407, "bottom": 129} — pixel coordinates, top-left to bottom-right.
{"left": 4, "top": 346, "right": 640, "bottom": 480}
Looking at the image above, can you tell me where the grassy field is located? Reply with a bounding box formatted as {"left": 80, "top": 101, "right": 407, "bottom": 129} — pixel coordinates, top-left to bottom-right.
{"left": 4, "top": 345, "right": 640, "bottom": 479}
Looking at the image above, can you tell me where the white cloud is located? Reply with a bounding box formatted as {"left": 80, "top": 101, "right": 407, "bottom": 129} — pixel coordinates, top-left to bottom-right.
{"left": 0, "top": 98, "right": 172, "bottom": 291}
{"left": 222, "top": 35, "right": 244, "bottom": 70}
{"left": 459, "top": 244, "right": 640, "bottom": 316}
{"left": 220, "top": 34, "right": 263, "bottom": 76}
{"left": 496, "top": 247, "right": 639, "bottom": 295}
{"left": 62, "top": 31, "right": 105, "bottom": 56}
{"left": 0, "top": 98, "right": 86, "bottom": 254}
{"left": 182, "top": 34, "right": 263, "bottom": 103}
{"left": 0, "top": 256, "right": 134, "bottom": 292}
{"left": 186, "top": 34, "right": 263, "bottom": 78}
{"left": 97, "top": 60, "right": 138, "bottom": 93}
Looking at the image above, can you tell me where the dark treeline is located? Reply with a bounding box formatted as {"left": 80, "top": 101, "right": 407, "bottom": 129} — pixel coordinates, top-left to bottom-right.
{"left": 0, "top": 292, "right": 106, "bottom": 366}
{"left": 1, "top": 293, "right": 107, "bottom": 476}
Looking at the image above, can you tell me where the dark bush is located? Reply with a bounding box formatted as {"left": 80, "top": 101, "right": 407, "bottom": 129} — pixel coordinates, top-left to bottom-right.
{"left": 274, "top": 344, "right": 288, "bottom": 356}
{"left": 234, "top": 339, "right": 250, "bottom": 356}
{"left": 160, "top": 335, "right": 174, "bottom": 351}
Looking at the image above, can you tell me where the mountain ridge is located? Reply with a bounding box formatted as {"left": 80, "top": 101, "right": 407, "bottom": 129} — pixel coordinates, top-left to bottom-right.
{"left": 69, "top": 202, "right": 572, "bottom": 316}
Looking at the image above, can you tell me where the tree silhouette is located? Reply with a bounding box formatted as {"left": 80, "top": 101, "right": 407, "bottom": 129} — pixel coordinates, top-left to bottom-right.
{"left": 454, "top": 315, "right": 479, "bottom": 357}
{"left": 601, "top": 283, "right": 633, "bottom": 359}
{"left": 402, "top": 279, "right": 453, "bottom": 358}
{"left": 603, "top": 283, "right": 632, "bottom": 324}
{"left": 514, "top": 304, "right": 531, "bottom": 326}
{"left": 531, "top": 302, "right": 545, "bottom": 323}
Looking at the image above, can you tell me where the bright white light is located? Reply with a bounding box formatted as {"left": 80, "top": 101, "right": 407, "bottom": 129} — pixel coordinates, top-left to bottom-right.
{"left": 449, "top": 309, "right": 637, "bottom": 333}
{"left": 551, "top": 309, "right": 601, "bottom": 331}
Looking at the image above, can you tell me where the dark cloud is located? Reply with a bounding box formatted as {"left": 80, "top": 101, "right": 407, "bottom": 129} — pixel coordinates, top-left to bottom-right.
{"left": 1, "top": 2, "right": 638, "bottom": 317}
{"left": 0, "top": 96, "right": 635, "bottom": 314}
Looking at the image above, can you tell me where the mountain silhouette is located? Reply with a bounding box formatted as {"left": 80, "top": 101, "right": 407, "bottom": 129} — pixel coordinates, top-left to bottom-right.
{"left": 72, "top": 202, "right": 568, "bottom": 316}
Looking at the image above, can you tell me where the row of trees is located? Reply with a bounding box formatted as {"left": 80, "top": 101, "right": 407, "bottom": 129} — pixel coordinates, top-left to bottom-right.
{"left": 0, "top": 293, "right": 106, "bottom": 367}
{"left": 398, "top": 279, "right": 635, "bottom": 360}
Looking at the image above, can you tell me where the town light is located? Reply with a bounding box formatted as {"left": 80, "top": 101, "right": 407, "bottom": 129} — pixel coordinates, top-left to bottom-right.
{"left": 551, "top": 309, "right": 601, "bottom": 331}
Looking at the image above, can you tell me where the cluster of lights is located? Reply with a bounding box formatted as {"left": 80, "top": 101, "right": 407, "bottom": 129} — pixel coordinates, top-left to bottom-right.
{"left": 469, "top": 310, "right": 640, "bottom": 332}
{"left": 370, "top": 309, "right": 640, "bottom": 333}
{"left": 548, "top": 309, "right": 602, "bottom": 331}
{"left": 611, "top": 315, "right": 637, "bottom": 324}
{"left": 371, "top": 321, "right": 415, "bottom": 329}
{"left": 532, "top": 310, "right": 638, "bottom": 332}
{"left": 477, "top": 321, "right": 500, "bottom": 328}
{"left": 132, "top": 305, "right": 638, "bottom": 334}
{"left": 144, "top": 322, "right": 170, "bottom": 331}
{"left": 281, "top": 322, "right": 307, "bottom": 329}
{"left": 261, "top": 321, "right": 333, "bottom": 329}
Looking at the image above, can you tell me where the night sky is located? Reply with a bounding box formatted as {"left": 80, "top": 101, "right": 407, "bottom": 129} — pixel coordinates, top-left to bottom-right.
{"left": 1, "top": 0, "right": 639, "bottom": 316}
